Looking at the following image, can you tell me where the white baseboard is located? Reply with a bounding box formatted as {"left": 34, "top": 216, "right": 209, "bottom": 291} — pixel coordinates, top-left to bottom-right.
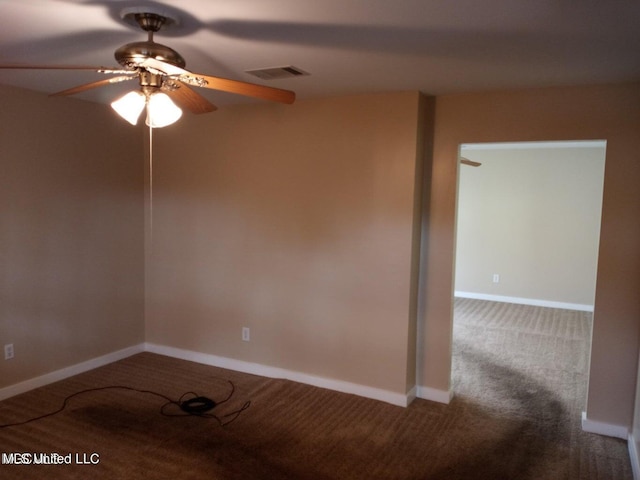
{"left": 581, "top": 411, "right": 629, "bottom": 439}
{"left": 406, "top": 385, "right": 417, "bottom": 405}
{"left": 455, "top": 291, "right": 594, "bottom": 312}
{"left": 629, "top": 432, "right": 640, "bottom": 480}
{"left": 0, "top": 344, "right": 145, "bottom": 401}
{"left": 145, "top": 343, "right": 413, "bottom": 407}
{"left": 416, "top": 385, "right": 453, "bottom": 404}
{"left": 0, "top": 342, "right": 417, "bottom": 408}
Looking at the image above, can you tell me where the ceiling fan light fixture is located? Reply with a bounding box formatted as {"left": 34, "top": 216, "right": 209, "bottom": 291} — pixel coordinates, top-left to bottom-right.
{"left": 111, "top": 90, "right": 146, "bottom": 125}
{"left": 145, "top": 91, "right": 182, "bottom": 128}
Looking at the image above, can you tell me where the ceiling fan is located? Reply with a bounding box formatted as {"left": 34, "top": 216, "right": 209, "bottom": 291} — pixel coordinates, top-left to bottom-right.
{"left": 0, "top": 10, "right": 296, "bottom": 127}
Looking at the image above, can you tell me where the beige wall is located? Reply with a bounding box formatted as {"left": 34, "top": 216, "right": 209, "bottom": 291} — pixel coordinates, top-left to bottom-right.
{"left": 633, "top": 351, "right": 640, "bottom": 464}
{"left": 421, "top": 82, "right": 640, "bottom": 428}
{"left": 146, "top": 92, "right": 427, "bottom": 395}
{"left": 0, "top": 85, "right": 145, "bottom": 388}
{"left": 455, "top": 144, "right": 606, "bottom": 307}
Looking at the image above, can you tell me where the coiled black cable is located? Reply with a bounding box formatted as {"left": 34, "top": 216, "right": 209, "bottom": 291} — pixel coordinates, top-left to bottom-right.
{"left": 0, "top": 380, "right": 250, "bottom": 429}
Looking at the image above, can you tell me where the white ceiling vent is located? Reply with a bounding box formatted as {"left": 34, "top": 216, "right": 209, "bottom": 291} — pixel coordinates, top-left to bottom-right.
{"left": 245, "top": 65, "right": 309, "bottom": 80}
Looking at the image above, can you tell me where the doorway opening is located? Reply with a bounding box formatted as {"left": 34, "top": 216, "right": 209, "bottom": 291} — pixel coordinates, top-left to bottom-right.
{"left": 451, "top": 140, "right": 606, "bottom": 414}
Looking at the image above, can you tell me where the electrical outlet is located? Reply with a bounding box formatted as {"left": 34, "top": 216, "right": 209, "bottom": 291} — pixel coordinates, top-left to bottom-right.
{"left": 242, "top": 327, "right": 250, "bottom": 342}
{"left": 4, "top": 343, "right": 14, "bottom": 360}
{"left": 492, "top": 274, "right": 500, "bottom": 283}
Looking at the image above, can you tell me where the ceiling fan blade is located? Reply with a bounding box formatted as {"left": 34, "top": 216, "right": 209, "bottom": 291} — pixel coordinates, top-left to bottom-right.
{"left": 185, "top": 72, "right": 295, "bottom": 104}
{"left": 164, "top": 82, "right": 217, "bottom": 114}
{"left": 0, "top": 63, "right": 119, "bottom": 71}
{"left": 460, "top": 157, "right": 482, "bottom": 167}
{"left": 138, "top": 58, "right": 189, "bottom": 77}
{"left": 51, "top": 75, "right": 137, "bottom": 97}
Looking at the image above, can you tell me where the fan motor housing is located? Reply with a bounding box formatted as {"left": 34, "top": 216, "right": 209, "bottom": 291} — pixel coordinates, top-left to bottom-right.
{"left": 115, "top": 41, "right": 186, "bottom": 69}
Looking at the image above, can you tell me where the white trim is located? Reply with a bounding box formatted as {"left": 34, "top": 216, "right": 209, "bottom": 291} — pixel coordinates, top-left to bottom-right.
{"left": 460, "top": 140, "right": 606, "bottom": 151}
{"left": 581, "top": 411, "right": 629, "bottom": 439}
{"left": 416, "top": 385, "right": 453, "bottom": 404}
{"left": 0, "top": 344, "right": 145, "bottom": 401}
{"left": 406, "top": 385, "right": 417, "bottom": 405}
{"left": 454, "top": 291, "right": 593, "bottom": 312}
{"left": 0, "top": 342, "right": 417, "bottom": 408}
{"left": 629, "top": 432, "right": 640, "bottom": 480}
{"left": 145, "top": 343, "right": 413, "bottom": 407}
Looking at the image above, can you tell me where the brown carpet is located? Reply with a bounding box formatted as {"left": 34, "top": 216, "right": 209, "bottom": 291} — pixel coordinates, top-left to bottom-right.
{"left": 0, "top": 299, "right": 633, "bottom": 479}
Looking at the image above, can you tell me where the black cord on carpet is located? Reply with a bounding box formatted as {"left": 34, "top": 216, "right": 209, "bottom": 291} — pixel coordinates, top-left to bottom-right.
{"left": 0, "top": 380, "right": 250, "bottom": 429}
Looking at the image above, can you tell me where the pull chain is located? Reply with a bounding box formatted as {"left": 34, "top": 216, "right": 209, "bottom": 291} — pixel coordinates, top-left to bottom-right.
{"left": 149, "top": 124, "right": 153, "bottom": 250}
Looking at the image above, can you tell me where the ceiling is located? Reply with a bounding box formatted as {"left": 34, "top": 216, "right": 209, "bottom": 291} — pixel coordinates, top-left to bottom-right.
{"left": 1, "top": 0, "right": 639, "bottom": 106}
